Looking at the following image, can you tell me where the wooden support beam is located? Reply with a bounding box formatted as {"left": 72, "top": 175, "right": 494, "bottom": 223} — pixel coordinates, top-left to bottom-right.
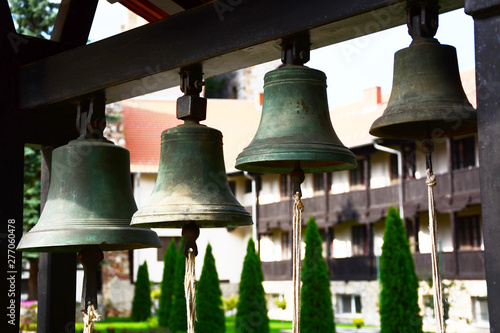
{"left": 51, "top": 0, "right": 99, "bottom": 45}
{"left": 466, "top": 0, "right": 500, "bottom": 329}
{"left": 1, "top": 0, "right": 15, "bottom": 32}
{"left": 0, "top": 11, "right": 23, "bottom": 331}
{"left": 17, "top": 0, "right": 464, "bottom": 112}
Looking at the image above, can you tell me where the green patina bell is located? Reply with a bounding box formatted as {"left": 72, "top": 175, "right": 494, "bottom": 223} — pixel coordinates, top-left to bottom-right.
{"left": 236, "top": 64, "right": 357, "bottom": 174}
{"left": 131, "top": 120, "right": 253, "bottom": 228}
{"left": 370, "top": 1, "right": 476, "bottom": 140}
{"left": 17, "top": 138, "right": 162, "bottom": 253}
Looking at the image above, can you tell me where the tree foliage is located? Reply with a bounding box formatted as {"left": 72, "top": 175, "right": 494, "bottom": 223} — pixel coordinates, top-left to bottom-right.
{"left": 131, "top": 261, "right": 152, "bottom": 322}
{"left": 235, "top": 238, "right": 269, "bottom": 333}
{"left": 9, "top": 0, "right": 59, "bottom": 38}
{"left": 158, "top": 240, "right": 178, "bottom": 327}
{"left": 23, "top": 147, "right": 41, "bottom": 232}
{"left": 301, "top": 217, "right": 335, "bottom": 333}
{"left": 379, "top": 207, "right": 422, "bottom": 333}
{"left": 196, "top": 243, "right": 225, "bottom": 333}
{"left": 169, "top": 238, "right": 187, "bottom": 332}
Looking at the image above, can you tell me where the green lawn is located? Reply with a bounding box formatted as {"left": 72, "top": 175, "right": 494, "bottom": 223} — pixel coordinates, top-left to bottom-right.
{"left": 72, "top": 316, "right": 372, "bottom": 332}
{"left": 74, "top": 316, "right": 293, "bottom": 332}
{"left": 225, "top": 316, "right": 293, "bottom": 333}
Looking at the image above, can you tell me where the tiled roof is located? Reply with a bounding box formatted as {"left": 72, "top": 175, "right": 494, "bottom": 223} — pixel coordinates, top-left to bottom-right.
{"left": 122, "top": 100, "right": 181, "bottom": 173}
{"left": 112, "top": 0, "right": 213, "bottom": 22}
{"left": 122, "top": 98, "right": 261, "bottom": 173}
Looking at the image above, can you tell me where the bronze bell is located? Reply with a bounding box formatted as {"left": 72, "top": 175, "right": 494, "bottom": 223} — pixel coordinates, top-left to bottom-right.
{"left": 370, "top": 2, "right": 476, "bottom": 139}
{"left": 236, "top": 63, "right": 357, "bottom": 174}
{"left": 131, "top": 121, "right": 253, "bottom": 228}
{"left": 17, "top": 138, "right": 162, "bottom": 253}
{"left": 131, "top": 73, "right": 253, "bottom": 228}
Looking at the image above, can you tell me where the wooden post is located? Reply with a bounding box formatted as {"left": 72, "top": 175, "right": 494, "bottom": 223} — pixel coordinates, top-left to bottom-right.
{"left": 465, "top": 1, "right": 500, "bottom": 329}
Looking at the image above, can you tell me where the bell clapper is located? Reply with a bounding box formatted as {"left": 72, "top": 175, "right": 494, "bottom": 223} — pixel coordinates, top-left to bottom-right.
{"left": 290, "top": 161, "right": 305, "bottom": 333}
{"left": 182, "top": 221, "right": 200, "bottom": 333}
{"left": 78, "top": 245, "right": 104, "bottom": 333}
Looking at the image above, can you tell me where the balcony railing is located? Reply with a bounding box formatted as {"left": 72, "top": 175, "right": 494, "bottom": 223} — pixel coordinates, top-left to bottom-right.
{"left": 257, "top": 167, "right": 481, "bottom": 231}
{"left": 262, "top": 250, "right": 485, "bottom": 281}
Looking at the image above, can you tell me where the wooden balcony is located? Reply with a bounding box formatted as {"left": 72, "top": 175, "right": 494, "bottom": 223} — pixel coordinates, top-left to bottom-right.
{"left": 257, "top": 167, "right": 481, "bottom": 232}
{"left": 414, "top": 250, "right": 485, "bottom": 280}
{"left": 261, "top": 250, "right": 485, "bottom": 281}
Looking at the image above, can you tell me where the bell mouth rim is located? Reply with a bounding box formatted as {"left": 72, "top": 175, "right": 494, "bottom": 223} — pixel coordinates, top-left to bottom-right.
{"left": 17, "top": 228, "right": 162, "bottom": 253}
{"left": 131, "top": 214, "right": 253, "bottom": 229}
{"left": 236, "top": 149, "right": 358, "bottom": 173}
{"left": 369, "top": 106, "right": 477, "bottom": 140}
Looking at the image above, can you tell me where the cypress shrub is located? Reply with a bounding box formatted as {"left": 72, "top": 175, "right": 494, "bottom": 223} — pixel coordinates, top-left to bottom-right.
{"left": 131, "top": 261, "right": 152, "bottom": 321}
{"left": 235, "top": 238, "right": 269, "bottom": 333}
{"left": 158, "top": 239, "right": 178, "bottom": 327}
{"left": 380, "top": 207, "right": 422, "bottom": 333}
{"left": 195, "top": 243, "right": 225, "bottom": 333}
{"left": 301, "top": 217, "right": 335, "bottom": 333}
{"left": 168, "top": 238, "right": 187, "bottom": 332}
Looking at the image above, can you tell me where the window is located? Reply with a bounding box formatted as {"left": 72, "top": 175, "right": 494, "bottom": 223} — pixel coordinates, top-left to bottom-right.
{"left": 245, "top": 179, "right": 252, "bottom": 193}
{"left": 280, "top": 174, "right": 289, "bottom": 199}
{"left": 228, "top": 181, "right": 236, "bottom": 195}
{"left": 352, "top": 225, "right": 367, "bottom": 256}
{"left": 157, "top": 237, "right": 181, "bottom": 261}
{"left": 472, "top": 297, "right": 489, "bottom": 323}
{"left": 281, "top": 231, "right": 291, "bottom": 260}
{"left": 313, "top": 173, "right": 332, "bottom": 193}
{"left": 457, "top": 215, "right": 482, "bottom": 250}
{"left": 319, "top": 228, "right": 329, "bottom": 257}
{"left": 452, "top": 136, "right": 475, "bottom": 170}
{"left": 350, "top": 159, "right": 365, "bottom": 188}
{"left": 390, "top": 154, "right": 399, "bottom": 181}
{"left": 313, "top": 173, "right": 324, "bottom": 192}
{"left": 403, "top": 143, "right": 416, "bottom": 179}
{"left": 337, "top": 294, "right": 362, "bottom": 315}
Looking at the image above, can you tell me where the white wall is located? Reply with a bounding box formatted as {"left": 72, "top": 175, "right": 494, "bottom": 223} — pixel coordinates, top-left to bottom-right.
{"left": 373, "top": 220, "right": 385, "bottom": 257}
{"left": 370, "top": 151, "right": 391, "bottom": 189}
{"left": 418, "top": 211, "right": 453, "bottom": 253}
{"left": 332, "top": 221, "right": 354, "bottom": 258}
{"left": 331, "top": 170, "right": 349, "bottom": 194}
{"left": 259, "top": 174, "right": 281, "bottom": 204}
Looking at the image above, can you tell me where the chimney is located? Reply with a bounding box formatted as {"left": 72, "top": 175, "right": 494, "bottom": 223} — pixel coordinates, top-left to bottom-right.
{"left": 363, "top": 86, "right": 382, "bottom": 105}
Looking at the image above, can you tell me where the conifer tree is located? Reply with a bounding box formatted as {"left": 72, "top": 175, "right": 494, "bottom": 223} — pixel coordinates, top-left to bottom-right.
{"left": 195, "top": 244, "right": 225, "bottom": 333}
{"left": 131, "top": 261, "right": 152, "bottom": 321}
{"left": 235, "top": 238, "right": 269, "bottom": 333}
{"left": 158, "top": 239, "right": 178, "bottom": 327}
{"left": 169, "top": 238, "right": 187, "bottom": 332}
{"left": 380, "top": 207, "right": 422, "bottom": 333}
{"left": 301, "top": 217, "right": 335, "bottom": 333}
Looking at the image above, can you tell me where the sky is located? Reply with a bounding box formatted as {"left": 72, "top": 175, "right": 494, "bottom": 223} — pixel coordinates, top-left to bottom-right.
{"left": 88, "top": 2, "right": 475, "bottom": 108}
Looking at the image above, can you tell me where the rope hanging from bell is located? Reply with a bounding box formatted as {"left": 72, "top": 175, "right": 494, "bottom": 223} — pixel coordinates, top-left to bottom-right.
{"left": 291, "top": 163, "right": 305, "bottom": 333}
{"left": 422, "top": 139, "right": 445, "bottom": 333}
{"left": 182, "top": 221, "right": 200, "bottom": 333}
